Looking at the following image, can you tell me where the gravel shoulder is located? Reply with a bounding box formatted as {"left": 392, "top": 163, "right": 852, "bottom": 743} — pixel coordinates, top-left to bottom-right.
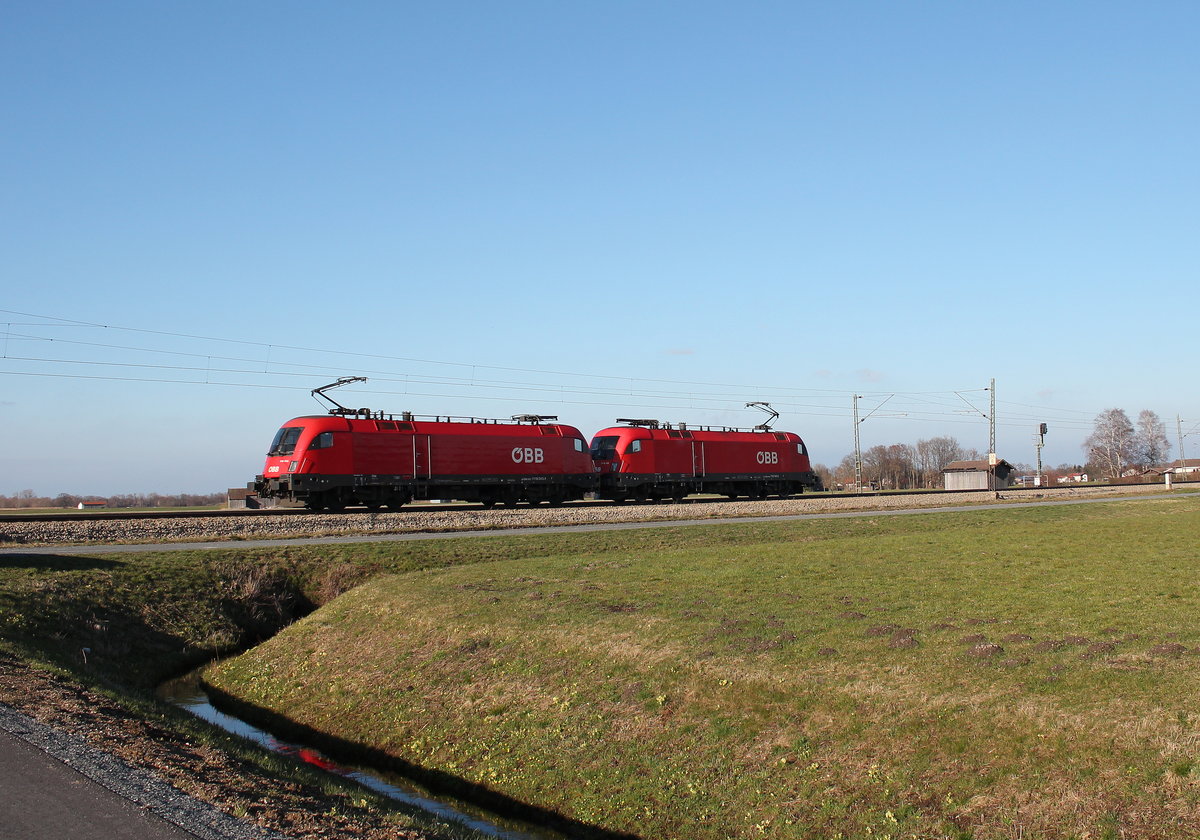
{"left": 0, "top": 655, "right": 452, "bottom": 840}
{"left": 0, "top": 702, "right": 283, "bottom": 840}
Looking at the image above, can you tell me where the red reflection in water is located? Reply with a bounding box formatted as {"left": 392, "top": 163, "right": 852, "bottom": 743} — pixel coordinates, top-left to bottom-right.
{"left": 299, "top": 747, "right": 342, "bottom": 773}
{"left": 270, "top": 739, "right": 349, "bottom": 776}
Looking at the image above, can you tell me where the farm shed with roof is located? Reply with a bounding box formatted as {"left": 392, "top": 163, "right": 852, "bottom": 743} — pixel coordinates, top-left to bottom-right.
{"left": 942, "top": 459, "right": 1015, "bottom": 491}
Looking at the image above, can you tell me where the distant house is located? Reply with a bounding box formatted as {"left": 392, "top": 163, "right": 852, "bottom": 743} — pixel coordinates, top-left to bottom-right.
{"left": 1164, "top": 459, "right": 1200, "bottom": 475}
{"left": 1058, "top": 473, "right": 1089, "bottom": 484}
{"left": 942, "top": 459, "right": 1015, "bottom": 491}
{"left": 77, "top": 500, "right": 107, "bottom": 509}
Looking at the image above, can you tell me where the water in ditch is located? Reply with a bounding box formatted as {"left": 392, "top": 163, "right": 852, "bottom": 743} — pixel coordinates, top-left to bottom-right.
{"left": 158, "top": 670, "right": 569, "bottom": 840}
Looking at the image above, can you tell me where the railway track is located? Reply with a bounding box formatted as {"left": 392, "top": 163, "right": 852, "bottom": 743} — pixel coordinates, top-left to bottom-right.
{"left": 0, "top": 485, "right": 1061, "bottom": 525}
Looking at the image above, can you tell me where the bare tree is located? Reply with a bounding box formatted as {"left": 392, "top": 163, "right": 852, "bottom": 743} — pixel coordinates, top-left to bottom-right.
{"left": 1133, "top": 409, "right": 1171, "bottom": 468}
{"left": 915, "top": 436, "right": 968, "bottom": 488}
{"left": 810, "top": 463, "right": 834, "bottom": 491}
{"left": 833, "top": 453, "right": 858, "bottom": 488}
{"left": 1084, "top": 408, "right": 1135, "bottom": 480}
{"left": 861, "top": 444, "right": 919, "bottom": 489}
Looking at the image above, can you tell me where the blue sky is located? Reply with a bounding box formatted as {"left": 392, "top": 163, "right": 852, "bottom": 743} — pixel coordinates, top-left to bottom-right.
{"left": 3, "top": 1, "right": 1198, "bottom": 495}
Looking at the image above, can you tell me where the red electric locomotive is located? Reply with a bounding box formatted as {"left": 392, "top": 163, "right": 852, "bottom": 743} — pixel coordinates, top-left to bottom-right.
{"left": 589, "top": 405, "right": 822, "bottom": 502}
{"left": 254, "top": 378, "right": 594, "bottom": 510}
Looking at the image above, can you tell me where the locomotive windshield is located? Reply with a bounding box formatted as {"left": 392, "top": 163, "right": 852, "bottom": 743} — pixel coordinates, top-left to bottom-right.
{"left": 590, "top": 435, "right": 619, "bottom": 460}
{"left": 268, "top": 426, "right": 303, "bottom": 456}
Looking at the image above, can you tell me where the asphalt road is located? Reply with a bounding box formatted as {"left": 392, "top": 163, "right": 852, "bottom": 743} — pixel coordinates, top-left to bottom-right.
{"left": 0, "top": 705, "right": 280, "bottom": 840}
{"left": 0, "top": 728, "right": 202, "bottom": 840}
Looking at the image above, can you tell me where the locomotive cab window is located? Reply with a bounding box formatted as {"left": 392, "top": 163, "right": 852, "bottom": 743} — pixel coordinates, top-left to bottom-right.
{"left": 628, "top": 440, "right": 642, "bottom": 453}
{"left": 308, "top": 431, "right": 334, "bottom": 450}
{"left": 797, "top": 443, "right": 806, "bottom": 455}
{"left": 590, "top": 436, "right": 620, "bottom": 460}
{"left": 268, "top": 427, "right": 303, "bottom": 456}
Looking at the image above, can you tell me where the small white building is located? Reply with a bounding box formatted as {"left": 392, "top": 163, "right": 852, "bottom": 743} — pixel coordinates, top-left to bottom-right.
{"left": 943, "top": 459, "right": 1016, "bottom": 491}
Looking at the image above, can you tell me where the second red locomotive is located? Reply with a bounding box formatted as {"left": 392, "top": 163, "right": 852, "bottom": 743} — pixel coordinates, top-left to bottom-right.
{"left": 589, "top": 419, "right": 821, "bottom": 502}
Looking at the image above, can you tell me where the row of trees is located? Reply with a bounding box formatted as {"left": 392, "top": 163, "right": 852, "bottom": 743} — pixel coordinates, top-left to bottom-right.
{"left": 1084, "top": 408, "right": 1172, "bottom": 480}
{"left": 815, "top": 435, "right": 982, "bottom": 491}
{"left": 808, "top": 409, "right": 1176, "bottom": 490}
{"left": 0, "top": 490, "right": 227, "bottom": 509}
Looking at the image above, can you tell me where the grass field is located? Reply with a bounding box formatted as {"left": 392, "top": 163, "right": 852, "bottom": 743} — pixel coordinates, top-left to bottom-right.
{"left": 199, "top": 495, "right": 1200, "bottom": 840}
{"left": 3, "top": 494, "right": 1199, "bottom": 838}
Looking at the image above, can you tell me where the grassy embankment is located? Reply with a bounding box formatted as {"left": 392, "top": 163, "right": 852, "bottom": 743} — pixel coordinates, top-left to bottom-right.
{"left": 204, "top": 496, "right": 1200, "bottom": 840}
{"left": 0, "top": 537, "right": 608, "bottom": 840}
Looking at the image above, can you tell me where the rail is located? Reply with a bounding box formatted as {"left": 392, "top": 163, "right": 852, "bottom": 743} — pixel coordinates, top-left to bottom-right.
{"left": 0, "top": 483, "right": 1137, "bottom": 525}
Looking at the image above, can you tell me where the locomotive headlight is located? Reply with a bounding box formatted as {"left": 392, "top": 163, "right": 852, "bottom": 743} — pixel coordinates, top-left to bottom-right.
{"left": 288, "top": 461, "right": 298, "bottom": 473}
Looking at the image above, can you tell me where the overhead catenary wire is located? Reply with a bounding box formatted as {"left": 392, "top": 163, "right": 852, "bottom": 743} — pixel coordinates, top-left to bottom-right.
{"left": 0, "top": 308, "right": 987, "bottom": 399}
{"left": 0, "top": 318, "right": 996, "bottom": 418}
{"left": 1, "top": 311, "right": 1190, "bottom": 457}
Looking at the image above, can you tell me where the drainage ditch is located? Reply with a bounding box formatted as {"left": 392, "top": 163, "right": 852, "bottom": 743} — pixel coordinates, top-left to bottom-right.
{"left": 158, "top": 670, "right": 568, "bottom": 840}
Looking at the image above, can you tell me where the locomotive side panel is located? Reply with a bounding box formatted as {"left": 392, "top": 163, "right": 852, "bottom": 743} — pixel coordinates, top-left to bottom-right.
{"left": 699, "top": 433, "right": 792, "bottom": 477}
{"left": 352, "top": 428, "right": 416, "bottom": 477}
{"left": 420, "top": 424, "right": 591, "bottom": 480}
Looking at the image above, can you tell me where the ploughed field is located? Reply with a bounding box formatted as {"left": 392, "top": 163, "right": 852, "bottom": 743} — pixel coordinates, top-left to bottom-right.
{"left": 205, "top": 495, "right": 1200, "bottom": 840}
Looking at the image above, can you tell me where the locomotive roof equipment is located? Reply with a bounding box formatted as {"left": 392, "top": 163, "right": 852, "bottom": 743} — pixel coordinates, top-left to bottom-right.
{"left": 312, "top": 376, "right": 371, "bottom": 417}
{"left": 746, "top": 401, "right": 780, "bottom": 431}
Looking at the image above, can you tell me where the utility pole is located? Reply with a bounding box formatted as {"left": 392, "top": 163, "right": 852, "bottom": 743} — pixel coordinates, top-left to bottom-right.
{"left": 851, "top": 393, "right": 898, "bottom": 491}
{"left": 853, "top": 394, "right": 862, "bottom": 492}
{"left": 988, "top": 377, "right": 996, "bottom": 460}
{"left": 984, "top": 378, "right": 997, "bottom": 490}
{"left": 1179, "top": 415, "right": 1186, "bottom": 468}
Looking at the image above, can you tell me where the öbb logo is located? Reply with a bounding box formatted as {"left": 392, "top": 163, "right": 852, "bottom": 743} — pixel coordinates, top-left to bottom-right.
{"left": 512, "top": 447, "right": 545, "bottom": 464}
{"left": 756, "top": 451, "right": 779, "bottom": 465}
